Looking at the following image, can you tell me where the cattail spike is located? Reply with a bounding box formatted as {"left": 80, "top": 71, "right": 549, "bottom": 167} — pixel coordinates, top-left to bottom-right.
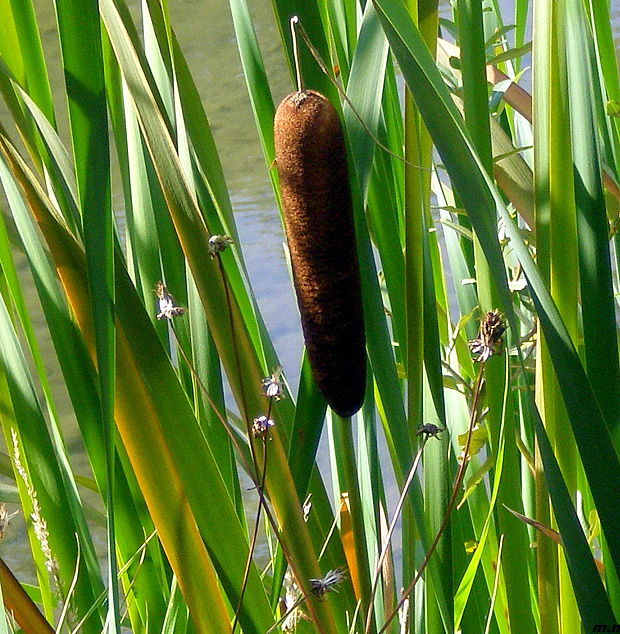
{"left": 274, "top": 90, "right": 366, "bottom": 417}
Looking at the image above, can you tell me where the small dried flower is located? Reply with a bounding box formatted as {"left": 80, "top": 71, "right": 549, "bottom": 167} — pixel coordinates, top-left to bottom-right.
{"left": 251, "top": 415, "right": 275, "bottom": 439}
{"left": 468, "top": 310, "right": 506, "bottom": 362}
{"left": 309, "top": 568, "right": 346, "bottom": 597}
{"left": 0, "top": 504, "right": 19, "bottom": 539}
{"left": 416, "top": 423, "right": 445, "bottom": 439}
{"left": 208, "top": 234, "right": 234, "bottom": 259}
{"left": 262, "top": 366, "right": 284, "bottom": 401}
{"left": 155, "top": 281, "right": 185, "bottom": 320}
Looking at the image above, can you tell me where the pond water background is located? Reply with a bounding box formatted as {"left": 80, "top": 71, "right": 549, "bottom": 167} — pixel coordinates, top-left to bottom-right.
{"left": 0, "top": 0, "right": 618, "bottom": 588}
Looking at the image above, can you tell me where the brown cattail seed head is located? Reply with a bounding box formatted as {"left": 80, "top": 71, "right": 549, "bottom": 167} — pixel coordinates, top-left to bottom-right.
{"left": 274, "top": 90, "right": 366, "bottom": 417}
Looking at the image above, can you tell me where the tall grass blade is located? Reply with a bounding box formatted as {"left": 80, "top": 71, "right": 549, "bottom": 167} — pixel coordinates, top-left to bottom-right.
{"left": 532, "top": 404, "right": 616, "bottom": 629}
{"left": 566, "top": 0, "right": 620, "bottom": 436}
{"left": 54, "top": 0, "right": 119, "bottom": 628}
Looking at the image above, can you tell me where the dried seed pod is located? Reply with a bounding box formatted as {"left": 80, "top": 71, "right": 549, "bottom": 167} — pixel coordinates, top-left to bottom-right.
{"left": 274, "top": 90, "right": 366, "bottom": 417}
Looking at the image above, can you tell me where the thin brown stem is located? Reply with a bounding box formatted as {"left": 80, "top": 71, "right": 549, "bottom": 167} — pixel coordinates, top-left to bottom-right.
{"left": 166, "top": 263, "right": 300, "bottom": 632}
{"left": 378, "top": 361, "right": 486, "bottom": 634}
{"left": 168, "top": 324, "right": 255, "bottom": 478}
{"left": 216, "top": 250, "right": 269, "bottom": 634}
{"left": 364, "top": 436, "right": 429, "bottom": 634}
{"left": 231, "top": 405, "right": 271, "bottom": 634}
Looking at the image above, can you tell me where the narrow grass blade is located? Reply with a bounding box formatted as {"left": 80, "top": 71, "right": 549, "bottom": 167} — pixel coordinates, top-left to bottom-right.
{"left": 54, "top": 1, "right": 118, "bottom": 628}
{"left": 566, "top": 0, "right": 620, "bottom": 437}
{"left": 0, "top": 558, "right": 52, "bottom": 634}
{"left": 0, "top": 0, "right": 54, "bottom": 122}
{"left": 229, "top": 0, "right": 276, "bottom": 172}
{"left": 288, "top": 351, "right": 327, "bottom": 496}
{"left": 531, "top": 404, "right": 616, "bottom": 629}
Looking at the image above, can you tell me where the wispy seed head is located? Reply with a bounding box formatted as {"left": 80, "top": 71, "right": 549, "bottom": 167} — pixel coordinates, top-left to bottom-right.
{"left": 309, "top": 568, "right": 346, "bottom": 597}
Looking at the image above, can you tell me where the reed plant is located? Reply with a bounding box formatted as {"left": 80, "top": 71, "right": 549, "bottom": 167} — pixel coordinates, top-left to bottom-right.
{"left": 0, "top": 0, "right": 617, "bottom": 632}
